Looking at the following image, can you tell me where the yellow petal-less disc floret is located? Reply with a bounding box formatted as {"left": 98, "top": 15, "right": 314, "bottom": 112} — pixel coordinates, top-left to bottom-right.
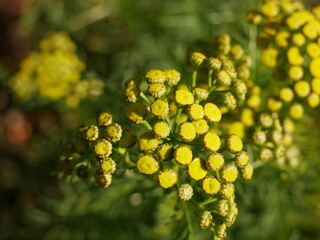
{"left": 100, "top": 158, "right": 116, "bottom": 174}
{"left": 174, "top": 145, "right": 193, "bottom": 165}
{"left": 220, "top": 164, "right": 238, "bottom": 183}
{"left": 188, "top": 104, "right": 204, "bottom": 120}
{"left": 178, "top": 122, "right": 197, "bottom": 142}
{"left": 138, "top": 131, "right": 158, "bottom": 152}
{"left": 288, "top": 65, "right": 303, "bottom": 80}
{"left": 203, "top": 132, "right": 221, "bottom": 152}
{"left": 192, "top": 119, "right": 209, "bottom": 135}
{"left": 219, "top": 183, "right": 235, "bottom": 199}
{"left": 94, "top": 169, "right": 112, "bottom": 188}
{"left": 164, "top": 69, "right": 181, "bottom": 85}
{"left": 279, "top": 87, "right": 294, "bottom": 102}
{"left": 294, "top": 80, "right": 310, "bottom": 98}
{"left": 311, "top": 78, "right": 320, "bottom": 94}
{"left": 157, "top": 169, "right": 177, "bottom": 188}
{"left": 306, "top": 43, "right": 320, "bottom": 58}
{"left": 137, "top": 154, "right": 159, "bottom": 175}
{"left": 206, "top": 152, "right": 225, "bottom": 171}
{"left": 187, "top": 157, "right": 207, "bottom": 180}
{"left": 153, "top": 121, "right": 170, "bottom": 139}
{"left": 84, "top": 125, "right": 99, "bottom": 141}
{"left": 227, "top": 134, "right": 243, "bottom": 153}
{"left": 261, "top": 48, "right": 278, "bottom": 67}
{"left": 287, "top": 47, "right": 304, "bottom": 66}
{"left": 120, "top": 129, "right": 136, "bottom": 148}
{"left": 241, "top": 108, "right": 254, "bottom": 127}
{"left": 275, "top": 31, "right": 290, "bottom": 47}
{"left": 190, "top": 52, "right": 206, "bottom": 68}
{"left": 202, "top": 176, "right": 221, "bottom": 195}
{"left": 261, "top": 1, "right": 279, "bottom": 17}
{"left": 267, "top": 97, "right": 283, "bottom": 112}
{"left": 204, "top": 103, "right": 222, "bottom": 123}
{"left": 147, "top": 83, "right": 166, "bottom": 98}
{"left": 240, "top": 163, "right": 254, "bottom": 181}
{"left": 151, "top": 99, "right": 169, "bottom": 118}
{"left": 309, "top": 58, "right": 320, "bottom": 77}
{"left": 97, "top": 111, "right": 113, "bottom": 126}
{"left": 216, "top": 70, "right": 232, "bottom": 86}
{"left": 307, "top": 93, "right": 320, "bottom": 108}
{"left": 127, "top": 102, "right": 148, "bottom": 123}
{"left": 229, "top": 121, "right": 244, "bottom": 139}
{"left": 145, "top": 69, "right": 166, "bottom": 83}
{"left": 175, "top": 89, "right": 194, "bottom": 106}
{"left": 94, "top": 139, "right": 112, "bottom": 158}
{"left": 235, "top": 151, "right": 250, "bottom": 168}
{"left": 199, "top": 210, "right": 213, "bottom": 230}
{"left": 289, "top": 103, "right": 304, "bottom": 120}
{"left": 292, "top": 33, "right": 306, "bottom": 47}
{"left": 157, "top": 143, "right": 174, "bottom": 161}
{"left": 106, "top": 123, "right": 122, "bottom": 142}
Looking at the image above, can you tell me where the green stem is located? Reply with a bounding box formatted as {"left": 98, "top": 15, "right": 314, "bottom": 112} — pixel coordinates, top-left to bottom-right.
{"left": 174, "top": 108, "right": 183, "bottom": 133}
{"left": 192, "top": 70, "right": 198, "bottom": 87}
{"left": 141, "top": 120, "right": 152, "bottom": 130}
{"left": 140, "top": 92, "right": 152, "bottom": 104}
{"left": 208, "top": 69, "right": 213, "bottom": 88}
{"left": 199, "top": 197, "right": 218, "bottom": 208}
{"left": 180, "top": 200, "right": 193, "bottom": 240}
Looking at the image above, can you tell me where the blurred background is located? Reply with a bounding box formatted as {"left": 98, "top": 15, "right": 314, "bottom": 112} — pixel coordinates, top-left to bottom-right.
{"left": 0, "top": 0, "right": 320, "bottom": 239}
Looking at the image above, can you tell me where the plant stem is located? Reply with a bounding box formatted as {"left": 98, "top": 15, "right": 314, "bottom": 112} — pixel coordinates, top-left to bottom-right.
{"left": 192, "top": 70, "right": 198, "bottom": 87}
{"left": 141, "top": 120, "right": 152, "bottom": 130}
{"left": 199, "top": 197, "right": 218, "bottom": 208}
{"left": 208, "top": 69, "right": 213, "bottom": 88}
{"left": 180, "top": 200, "right": 193, "bottom": 240}
{"left": 140, "top": 92, "right": 152, "bottom": 104}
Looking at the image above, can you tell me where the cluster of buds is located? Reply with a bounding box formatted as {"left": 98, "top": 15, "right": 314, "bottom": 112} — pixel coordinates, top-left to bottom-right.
{"left": 10, "top": 32, "right": 104, "bottom": 108}
{"left": 60, "top": 111, "right": 126, "bottom": 188}
{"left": 247, "top": 0, "right": 320, "bottom": 115}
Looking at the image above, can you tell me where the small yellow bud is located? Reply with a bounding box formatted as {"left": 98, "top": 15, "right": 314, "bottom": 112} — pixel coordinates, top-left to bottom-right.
{"left": 137, "top": 154, "right": 159, "bottom": 175}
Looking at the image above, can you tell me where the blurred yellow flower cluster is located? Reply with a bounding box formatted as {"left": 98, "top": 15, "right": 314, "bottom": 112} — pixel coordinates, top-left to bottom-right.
{"left": 10, "top": 32, "right": 104, "bottom": 108}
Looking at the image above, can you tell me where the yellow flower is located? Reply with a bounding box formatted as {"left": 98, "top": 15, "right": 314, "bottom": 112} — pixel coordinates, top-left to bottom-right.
{"left": 275, "top": 31, "right": 290, "bottom": 47}
{"left": 145, "top": 69, "right": 166, "bottom": 83}
{"left": 283, "top": 118, "right": 295, "bottom": 133}
{"left": 164, "top": 69, "right": 181, "bottom": 85}
{"left": 174, "top": 145, "right": 193, "bottom": 165}
{"left": 230, "top": 44, "right": 244, "bottom": 59}
{"left": 206, "top": 152, "right": 224, "bottom": 171}
{"left": 267, "top": 97, "right": 283, "bottom": 112}
{"left": 178, "top": 122, "right": 197, "bottom": 142}
{"left": 279, "top": 87, "right": 294, "bottom": 102}
{"left": 94, "top": 169, "right": 112, "bottom": 188}
{"left": 94, "top": 139, "right": 112, "bottom": 158}
{"left": 147, "top": 83, "right": 166, "bottom": 98}
{"left": 193, "top": 88, "right": 209, "bottom": 100}
{"left": 84, "top": 125, "right": 99, "bottom": 141}
{"left": 192, "top": 119, "right": 209, "bottom": 135}
{"left": 204, "top": 103, "right": 222, "bottom": 123}
{"left": 202, "top": 176, "right": 221, "bottom": 195}
{"left": 241, "top": 108, "right": 254, "bottom": 127}
{"left": 187, "top": 157, "right": 207, "bottom": 180}
{"left": 137, "top": 154, "right": 159, "bottom": 175}
{"left": 138, "top": 131, "right": 159, "bottom": 152}
{"left": 227, "top": 134, "right": 243, "bottom": 153}
{"left": 153, "top": 121, "right": 170, "bottom": 138}
{"left": 127, "top": 102, "right": 148, "bottom": 123}
{"left": 106, "top": 123, "right": 122, "bottom": 142}
{"left": 228, "top": 121, "right": 244, "bottom": 139}
{"left": 151, "top": 99, "right": 169, "bottom": 118}
{"left": 287, "top": 47, "right": 304, "bottom": 65}
{"left": 303, "top": 20, "right": 320, "bottom": 40}
{"left": 307, "top": 93, "right": 320, "bottom": 108}
{"left": 311, "top": 78, "right": 320, "bottom": 94}
{"left": 294, "top": 81, "right": 310, "bottom": 98}
{"left": 100, "top": 158, "right": 116, "bottom": 174}
{"left": 203, "top": 132, "right": 221, "bottom": 152}
{"left": 235, "top": 151, "right": 249, "bottom": 168}
{"left": 309, "top": 58, "right": 320, "bottom": 77}
{"left": 216, "top": 70, "right": 232, "bottom": 86}
{"left": 306, "top": 43, "right": 320, "bottom": 58}
{"left": 239, "top": 163, "right": 254, "bottom": 181}
{"left": 120, "top": 129, "right": 137, "bottom": 148}
{"left": 289, "top": 103, "right": 304, "bottom": 120}
{"left": 175, "top": 89, "right": 194, "bottom": 106}
{"left": 157, "top": 143, "right": 174, "bottom": 161}
{"left": 178, "top": 184, "right": 193, "bottom": 201}
{"left": 220, "top": 164, "right": 238, "bottom": 183}
{"left": 219, "top": 183, "right": 235, "bottom": 199}
{"left": 246, "top": 94, "right": 261, "bottom": 110}
{"left": 261, "top": 1, "right": 279, "bottom": 17}
{"left": 292, "top": 33, "right": 306, "bottom": 47}
{"left": 188, "top": 104, "right": 204, "bottom": 120}
{"left": 189, "top": 52, "right": 206, "bottom": 68}
{"left": 259, "top": 113, "right": 273, "bottom": 128}
{"left": 288, "top": 65, "right": 303, "bottom": 80}
{"left": 97, "top": 112, "right": 113, "bottom": 126}
{"left": 157, "top": 169, "right": 177, "bottom": 188}
{"left": 261, "top": 48, "right": 278, "bottom": 67}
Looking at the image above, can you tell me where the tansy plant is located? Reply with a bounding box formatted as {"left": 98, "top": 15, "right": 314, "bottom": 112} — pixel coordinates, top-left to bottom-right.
{"left": 59, "top": 34, "right": 257, "bottom": 239}
{"left": 9, "top": 32, "right": 104, "bottom": 108}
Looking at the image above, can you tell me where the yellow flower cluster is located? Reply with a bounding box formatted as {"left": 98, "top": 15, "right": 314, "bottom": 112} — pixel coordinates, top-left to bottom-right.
{"left": 10, "top": 32, "right": 104, "bottom": 108}
{"left": 247, "top": 0, "right": 320, "bottom": 113}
